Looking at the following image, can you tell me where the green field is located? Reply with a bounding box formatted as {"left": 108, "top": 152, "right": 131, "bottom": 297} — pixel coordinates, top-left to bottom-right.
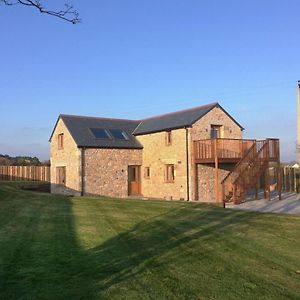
{"left": 0, "top": 182, "right": 299, "bottom": 299}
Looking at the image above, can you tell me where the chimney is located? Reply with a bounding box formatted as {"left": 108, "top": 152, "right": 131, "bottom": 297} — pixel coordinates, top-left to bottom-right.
{"left": 297, "top": 81, "right": 300, "bottom": 163}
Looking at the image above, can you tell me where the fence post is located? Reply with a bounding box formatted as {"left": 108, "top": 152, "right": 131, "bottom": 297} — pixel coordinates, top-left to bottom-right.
{"left": 255, "top": 179, "right": 259, "bottom": 200}
{"left": 293, "top": 168, "right": 297, "bottom": 193}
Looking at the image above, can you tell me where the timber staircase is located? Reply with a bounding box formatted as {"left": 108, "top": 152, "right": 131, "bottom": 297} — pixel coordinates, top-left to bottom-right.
{"left": 221, "top": 139, "right": 280, "bottom": 204}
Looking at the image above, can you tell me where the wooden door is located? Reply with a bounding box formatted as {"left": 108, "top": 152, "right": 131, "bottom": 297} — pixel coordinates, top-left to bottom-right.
{"left": 56, "top": 166, "right": 66, "bottom": 186}
{"left": 128, "top": 165, "right": 141, "bottom": 196}
{"left": 210, "top": 125, "right": 223, "bottom": 139}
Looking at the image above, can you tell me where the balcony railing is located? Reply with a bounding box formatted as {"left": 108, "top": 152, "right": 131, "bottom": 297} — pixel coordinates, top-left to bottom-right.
{"left": 194, "top": 138, "right": 256, "bottom": 162}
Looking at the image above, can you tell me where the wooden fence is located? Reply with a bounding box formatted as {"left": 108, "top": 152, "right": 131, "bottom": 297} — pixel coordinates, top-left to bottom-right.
{"left": 264, "top": 166, "right": 300, "bottom": 194}
{"left": 282, "top": 166, "right": 300, "bottom": 193}
{"left": 0, "top": 166, "right": 50, "bottom": 182}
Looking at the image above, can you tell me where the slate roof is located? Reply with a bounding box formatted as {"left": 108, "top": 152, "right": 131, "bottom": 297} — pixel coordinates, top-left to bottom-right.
{"left": 50, "top": 102, "right": 243, "bottom": 149}
{"left": 56, "top": 115, "right": 143, "bottom": 149}
{"left": 134, "top": 102, "right": 220, "bottom": 135}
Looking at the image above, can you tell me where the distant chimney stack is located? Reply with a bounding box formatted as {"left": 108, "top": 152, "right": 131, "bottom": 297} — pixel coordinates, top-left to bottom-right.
{"left": 297, "top": 82, "right": 300, "bottom": 162}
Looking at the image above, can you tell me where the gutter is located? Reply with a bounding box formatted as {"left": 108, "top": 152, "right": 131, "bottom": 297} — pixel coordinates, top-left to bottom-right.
{"left": 185, "top": 127, "right": 190, "bottom": 201}
{"left": 81, "top": 147, "right": 85, "bottom": 196}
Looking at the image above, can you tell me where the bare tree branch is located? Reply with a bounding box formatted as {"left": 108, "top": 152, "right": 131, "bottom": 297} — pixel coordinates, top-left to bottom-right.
{"left": 1, "top": 0, "right": 80, "bottom": 24}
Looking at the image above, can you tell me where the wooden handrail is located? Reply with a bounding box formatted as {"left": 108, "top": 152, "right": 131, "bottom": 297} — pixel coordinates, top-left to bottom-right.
{"left": 221, "top": 140, "right": 257, "bottom": 184}
{"left": 221, "top": 138, "right": 280, "bottom": 204}
{"left": 233, "top": 140, "right": 267, "bottom": 185}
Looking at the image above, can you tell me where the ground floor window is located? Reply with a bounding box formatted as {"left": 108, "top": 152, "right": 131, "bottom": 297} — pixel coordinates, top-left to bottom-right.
{"left": 145, "top": 167, "right": 150, "bottom": 179}
{"left": 56, "top": 166, "right": 66, "bottom": 186}
{"left": 165, "top": 164, "right": 175, "bottom": 183}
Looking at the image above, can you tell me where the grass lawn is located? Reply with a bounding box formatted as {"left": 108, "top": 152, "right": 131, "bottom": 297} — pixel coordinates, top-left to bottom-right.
{"left": 0, "top": 182, "right": 300, "bottom": 300}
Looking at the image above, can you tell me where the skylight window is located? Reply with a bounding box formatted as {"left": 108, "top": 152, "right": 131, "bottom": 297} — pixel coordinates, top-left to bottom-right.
{"left": 109, "top": 129, "right": 128, "bottom": 140}
{"left": 90, "top": 128, "right": 110, "bottom": 139}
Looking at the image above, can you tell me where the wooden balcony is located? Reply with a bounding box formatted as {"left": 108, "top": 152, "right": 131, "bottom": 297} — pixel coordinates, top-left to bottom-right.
{"left": 194, "top": 138, "right": 256, "bottom": 163}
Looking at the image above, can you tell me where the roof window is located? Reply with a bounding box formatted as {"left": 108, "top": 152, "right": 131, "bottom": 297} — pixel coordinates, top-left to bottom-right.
{"left": 90, "top": 128, "right": 110, "bottom": 139}
{"left": 109, "top": 129, "right": 128, "bottom": 140}
{"left": 89, "top": 128, "right": 129, "bottom": 140}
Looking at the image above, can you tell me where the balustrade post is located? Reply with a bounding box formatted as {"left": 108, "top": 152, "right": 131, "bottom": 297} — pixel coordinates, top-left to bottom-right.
{"left": 214, "top": 138, "right": 219, "bottom": 203}
{"left": 255, "top": 179, "right": 259, "bottom": 200}
{"left": 277, "top": 140, "right": 282, "bottom": 200}
{"left": 233, "top": 184, "right": 237, "bottom": 204}
{"left": 222, "top": 183, "right": 225, "bottom": 208}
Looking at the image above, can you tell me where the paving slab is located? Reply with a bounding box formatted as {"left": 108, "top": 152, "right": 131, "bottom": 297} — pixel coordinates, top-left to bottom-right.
{"left": 226, "top": 192, "right": 300, "bottom": 215}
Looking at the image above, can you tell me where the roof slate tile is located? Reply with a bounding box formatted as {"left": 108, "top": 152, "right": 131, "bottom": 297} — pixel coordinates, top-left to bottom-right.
{"left": 50, "top": 102, "right": 243, "bottom": 148}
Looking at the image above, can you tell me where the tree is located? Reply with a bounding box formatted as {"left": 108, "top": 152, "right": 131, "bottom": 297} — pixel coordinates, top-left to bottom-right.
{"left": 1, "top": 0, "right": 80, "bottom": 24}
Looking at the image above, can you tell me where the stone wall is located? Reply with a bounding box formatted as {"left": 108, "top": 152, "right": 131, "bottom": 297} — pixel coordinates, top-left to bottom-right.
{"left": 50, "top": 118, "right": 82, "bottom": 195}
{"left": 137, "top": 128, "right": 188, "bottom": 200}
{"left": 190, "top": 106, "right": 243, "bottom": 141}
{"left": 84, "top": 148, "right": 142, "bottom": 198}
{"left": 196, "top": 163, "right": 235, "bottom": 202}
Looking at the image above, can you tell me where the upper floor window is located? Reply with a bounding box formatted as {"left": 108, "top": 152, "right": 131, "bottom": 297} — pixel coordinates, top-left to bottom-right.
{"left": 210, "top": 125, "right": 222, "bottom": 139}
{"left": 58, "top": 133, "right": 64, "bottom": 150}
{"left": 165, "top": 164, "right": 175, "bottom": 183}
{"left": 165, "top": 131, "right": 172, "bottom": 145}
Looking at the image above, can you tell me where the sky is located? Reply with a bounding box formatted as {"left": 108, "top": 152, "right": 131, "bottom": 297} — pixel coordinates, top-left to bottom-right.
{"left": 0, "top": 0, "right": 299, "bottom": 162}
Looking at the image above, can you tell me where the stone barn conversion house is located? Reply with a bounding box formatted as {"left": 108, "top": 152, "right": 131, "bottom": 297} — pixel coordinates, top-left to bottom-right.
{"left": 50, "top": 102, "right": 281, "bottom": 204}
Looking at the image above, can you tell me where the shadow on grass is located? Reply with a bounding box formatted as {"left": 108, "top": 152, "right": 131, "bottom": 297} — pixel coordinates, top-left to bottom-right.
{"left": 0, "top": 182, "right": 266, "bottom": 299}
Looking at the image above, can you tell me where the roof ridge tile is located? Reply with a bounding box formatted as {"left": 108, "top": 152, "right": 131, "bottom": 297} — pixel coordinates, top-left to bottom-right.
{"left": 140, "top": 102, "right": 218, "bottom": 121}
{"left": 60, "top": 114, "right": 140, "bottom": 123}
